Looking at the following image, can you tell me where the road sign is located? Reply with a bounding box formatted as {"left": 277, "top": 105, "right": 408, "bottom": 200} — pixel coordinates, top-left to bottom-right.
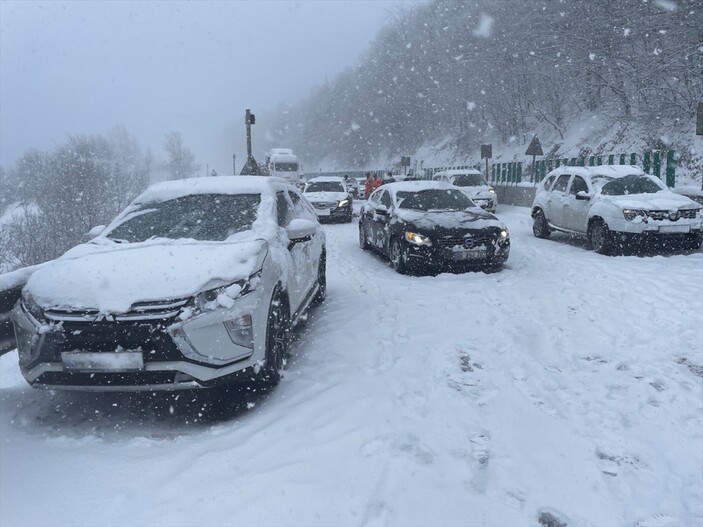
{"left": 525, "top": 136, "right": 543, "bottom": 156}
{"left": 481, "top": 144, "right": 492, "bottom": 159}
{"left": 400, "top": 156, "right": 411, "bottom": 166}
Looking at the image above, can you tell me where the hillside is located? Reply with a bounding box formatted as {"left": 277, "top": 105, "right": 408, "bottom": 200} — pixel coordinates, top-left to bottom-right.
{"left": 259, "top": 0, "right": 703, "bottom": 184}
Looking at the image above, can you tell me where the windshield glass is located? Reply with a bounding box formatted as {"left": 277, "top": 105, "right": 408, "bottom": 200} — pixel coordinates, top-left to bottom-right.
{"left": 305, "top": 182, "right": 344, "bottom": 193}
{"left": 397, "top": 189, "right": 475, "bottom": 212}
{"left": 601, "top": 175, "right": 663, "bottom": 196}
{"left": 452, "top": 174, "right": 487, "bottom": 187}
{"left": 106, "top": 193, "right": 261, "bottom": 243}
{"left": 273, "top": 162, "right": 298, "bottom": 172}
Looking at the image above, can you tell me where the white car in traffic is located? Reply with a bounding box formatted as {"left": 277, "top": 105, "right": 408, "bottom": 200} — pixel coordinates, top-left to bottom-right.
{"left": 432, "top": 169, "right": 497, "bottom": 212}
{"left": 531, "top": 165, "right": 703, "bottom": 253}
{"left": 7, "top": 176, "right": 326, "bottom": 390}
{"left": 303, "top": 176, "right": 353, "bottom": 222}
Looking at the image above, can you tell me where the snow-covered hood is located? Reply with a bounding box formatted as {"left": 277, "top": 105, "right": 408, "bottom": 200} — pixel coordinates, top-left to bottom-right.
{"left": 25, "top": 240, "right": 266, "bottom": 313}
{"left": 601, "top": 190, "right": 701, "bottom": 211}
{"left": 395, "top": 208, "right": 503, "bottom": 230}
{"left": 456, "top": 185, "right": 494, "bottom": 198}
{"left": 304, "top": 191, "right": 348, "bottom": 203}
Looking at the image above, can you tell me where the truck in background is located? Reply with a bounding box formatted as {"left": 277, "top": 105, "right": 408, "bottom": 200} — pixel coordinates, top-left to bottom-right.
{"left": 267, "top": 148, "right": 302, "bottom": 185}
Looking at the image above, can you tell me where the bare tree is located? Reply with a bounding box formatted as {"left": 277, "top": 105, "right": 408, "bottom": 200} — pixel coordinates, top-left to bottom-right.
{"left": 163, "top": 131, "right": 198, "bottom": 180}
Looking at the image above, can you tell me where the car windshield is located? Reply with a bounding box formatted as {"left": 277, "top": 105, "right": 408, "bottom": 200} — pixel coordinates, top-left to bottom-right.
{"left": 273, "top": 162, "right": 298, "bottom": 172}
{"left": 396, "top": 189, "right": 475, "bottom": 212}
{"left": 106, "top": 193, "right": 261, "bottom": 243}
{"left": 601, "top": 175, "right": 663, "bottom": 196}
{"left": 452, "top": 174, "right": 487, "bottom": 187}
{"left": 305, "top": 182, "right": 344, "bottom": 192}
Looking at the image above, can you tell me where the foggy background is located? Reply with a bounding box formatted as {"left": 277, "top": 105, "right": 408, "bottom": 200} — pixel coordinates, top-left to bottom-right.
{"left": 0, "top": 0, "right": 424, "bottom": 174}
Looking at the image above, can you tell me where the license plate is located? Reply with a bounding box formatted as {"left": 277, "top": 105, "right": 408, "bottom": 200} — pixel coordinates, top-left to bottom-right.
{"left": 452, "top": 248, "right": 487, "bottom": 260}
{"left": 316, "top": 209, "right": 331, "bottom": 216}
{"left": 659, "top": 224, "right": 690, "bottom": 234}
{"left": 61, "top": 351, "right": 144, "bottom": 371}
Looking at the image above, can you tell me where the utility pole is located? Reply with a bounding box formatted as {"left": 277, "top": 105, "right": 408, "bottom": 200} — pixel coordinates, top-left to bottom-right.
{"left": 240, "top": 108, "right": 260, "bottom": 175}
{"left": 232, "top": 154, "right": 236, "bottom": 175}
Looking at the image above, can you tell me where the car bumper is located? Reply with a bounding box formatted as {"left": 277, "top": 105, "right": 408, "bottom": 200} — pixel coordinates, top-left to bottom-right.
{"left": 403, "top": 238, "right": 510, "bottom": 271}
{"left": 312, "top": 203, "right": 352, "bottom": 220}
{"left": 12, "top": 289, "right": 266, "bottom": 391}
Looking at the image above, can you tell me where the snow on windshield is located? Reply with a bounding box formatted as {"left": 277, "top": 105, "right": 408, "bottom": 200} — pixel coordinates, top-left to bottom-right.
{"left": 601, "top": 175, "right": 664, "bottom": 196}
{"left": 106, "top": 194, "right": 261, "bottom": 243}
{"left": 305, "top": 181, "right": 344, "bottom": 193}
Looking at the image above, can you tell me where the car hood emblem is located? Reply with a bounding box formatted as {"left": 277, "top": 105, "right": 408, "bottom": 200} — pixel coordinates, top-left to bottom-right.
{"left": 463, "top": 239, "right": 475, "bottom": 249}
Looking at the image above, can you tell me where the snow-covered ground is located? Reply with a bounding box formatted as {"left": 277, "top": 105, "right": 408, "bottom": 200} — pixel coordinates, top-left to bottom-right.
{"left": 1, "top": 205, "right": 702, "bottom": 527}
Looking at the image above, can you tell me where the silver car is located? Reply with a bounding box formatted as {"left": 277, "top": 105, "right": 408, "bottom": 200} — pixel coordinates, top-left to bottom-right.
{"left": 3, "top": 176, "right": 326, "bottom": 390}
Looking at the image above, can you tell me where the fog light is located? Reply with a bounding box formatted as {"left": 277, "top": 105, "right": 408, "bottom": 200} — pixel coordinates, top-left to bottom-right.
{"left": 224, "top": 314, "right": 254, "bottom": 349}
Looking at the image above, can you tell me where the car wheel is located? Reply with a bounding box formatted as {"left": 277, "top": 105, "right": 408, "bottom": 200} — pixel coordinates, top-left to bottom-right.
{"left": 389, "top": 238, "right": 407, "bottom": 274}
{"left": 261, "top": 288, "right": 289, "bottom": 385}
{"left": 589, "top": 219, "right": 612, "bottom": 255}
{"left": 532, "top": 209, "right": 551, "bottom": 239}
{"left": 312, "top": 253, "right": 326, "bottom": 305}
{"left": 359, "top": 221, "right": 371, "bottom": 250}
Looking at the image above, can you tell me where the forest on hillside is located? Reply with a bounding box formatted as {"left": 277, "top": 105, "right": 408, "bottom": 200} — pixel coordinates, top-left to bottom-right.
{"left": 262, "top": 0, "right": 702, "bottom": 167}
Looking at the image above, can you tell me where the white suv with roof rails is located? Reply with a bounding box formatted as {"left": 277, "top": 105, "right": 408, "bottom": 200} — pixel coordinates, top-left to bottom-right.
{"left": 531, "top": 165, "right": 703, "bottom": 253}
{"left": 432, "top": 169, "right": 497, "bottom": 212}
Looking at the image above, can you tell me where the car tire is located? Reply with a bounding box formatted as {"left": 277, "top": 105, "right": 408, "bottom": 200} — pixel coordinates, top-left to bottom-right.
{"left": 389, "top": 238, "right": 407, "bottom": 274}
{"left": 532, "top": 209, "right": 551, "bottom": 239}
{"left": 359, "top": 221, "right": 371, "bottom": 250}
{"left": 312, "top": 253, "right": 326, "bottom": 305}
{"left": 588, "top": 219, "right": 613, "bottom": 255}
{"left": 261, "top": 288, "right": 290, "bottom": 386}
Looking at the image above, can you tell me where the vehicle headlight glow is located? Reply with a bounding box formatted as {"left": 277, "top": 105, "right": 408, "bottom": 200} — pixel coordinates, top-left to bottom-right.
{"left": 338, "top": 199, "right": 350, "bottom": 207}
{"left": 623, "top": 209, "right": 646, "bottom": 221}
{"left": 405, "top": 232, "right": 432, "bottom": 246}
{"left": 500, "top": 228, "right": 509, "bottom": 238}
{"left": 489, "top": 188, "right": 496, "bottom": 194}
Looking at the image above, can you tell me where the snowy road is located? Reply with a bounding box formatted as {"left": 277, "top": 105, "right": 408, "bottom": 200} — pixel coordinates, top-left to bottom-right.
{"left": 1, "top": 205, "right": 702, "bottom": 527}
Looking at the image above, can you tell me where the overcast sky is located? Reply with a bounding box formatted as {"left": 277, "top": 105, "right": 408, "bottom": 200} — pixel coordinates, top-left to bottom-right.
{"left": 0, "top": 0, "right": 424, "bottom": 174}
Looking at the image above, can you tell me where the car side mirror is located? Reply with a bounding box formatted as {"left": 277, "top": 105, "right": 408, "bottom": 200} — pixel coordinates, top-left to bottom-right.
{"left": 575, "top": 191, "right": 591, "bottom": 201}
{"left": 286, "top": 218, "right": 317, "bottom": 246}
{"left": 375, "top": 205, "right": 389, "bottom": 216}
{"left": 88, "top": 225, "right": 107, "bottom": 238}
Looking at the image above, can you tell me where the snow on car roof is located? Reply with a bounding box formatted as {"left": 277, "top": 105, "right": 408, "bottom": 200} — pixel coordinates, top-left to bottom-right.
{"left": 307, "top": 176, "right": 345, "bottom": 183}
{"left": 547, "top": 165, "right": 645, "bottom": 179}
{"left": 437, "top": 168, "right": 482, "bottom": 176}
{"left": 381, "top": 180, "right": 455, "bottom": 197}
{"left": 134, "top": 176, "right": 290, "bottom": 204}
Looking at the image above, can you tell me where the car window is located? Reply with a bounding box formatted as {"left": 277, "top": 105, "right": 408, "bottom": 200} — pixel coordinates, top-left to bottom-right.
{"left": 106, "top": 194, "right": 261, "bottom": 243}
{"left": 543, "top": 174, "right": 556, "bottom": 190}
{"left": 601, "top": 175, "right": 664, "bottom": 196}
{"left": 276, "top": 191, "right": 294, "bottom": 227}
{"left": 397, "top": 189, "right": 474, "bottom": 211}
{"left": 452, "top": 174, "right": 487, "bottom": 187}
{"left": 433, "top": 175, "right": 442, "bottom": 181}
{"left": 380, "top": 191, "right": 392, "bottom": 208}
{"left": 289, "top": 190, "right": 316, "bottom": 220}
{"left": 369, "top": 191, "right": 381, "bottom": 204}
{"left": 305, "top": 181, "right": 345, "bottom": 192}
{"left": 552, "top": 174, "right": 571, "bottom": 193}
{"left": 569, "top": 176, "right": 589, "bottom": 195}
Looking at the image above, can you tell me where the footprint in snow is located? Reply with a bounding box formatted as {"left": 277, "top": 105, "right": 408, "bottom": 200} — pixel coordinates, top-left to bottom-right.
{"left": 538, "top": 509, "right": 569, "bottom": 527}
{"left": 634, "top": 513, "right": 682, "bottom": 527}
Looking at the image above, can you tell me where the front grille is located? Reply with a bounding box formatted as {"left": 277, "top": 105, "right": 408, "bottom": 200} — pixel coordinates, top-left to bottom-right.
{"left": 45, "top": 298, "right": 188, "bottom": 322}
{"left": 313, "top": 202, "right": 337, "bottom": 209}
{"left": 645, "top": 210, "right": 698, "bottom": 221}
{"left": 36, "top": 318, "right": 187, "bottom": 364}
{"left": 436, "top": 236, "right": 495, "bottom": 249}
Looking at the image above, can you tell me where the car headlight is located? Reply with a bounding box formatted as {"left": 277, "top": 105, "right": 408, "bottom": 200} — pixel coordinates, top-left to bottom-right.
{"left": 20, "top": 292, "right": 45, "bottom": 323}
{"left": 405, "top": 232, "right": 433, "bottom": 246}
{"left": 489, "top": 188, "right": 496, "bottom": 194}
{"left": 623, "top": 209, "right": 646, "bottom": 221}
{"left": 500, "top": 228, "right": 509, "bottom": 238}
{"left": 192, "top": 272, "right": 261, "bottom": 314}
{"left": 338, "top": 199, "right": 350, "bottom": 207}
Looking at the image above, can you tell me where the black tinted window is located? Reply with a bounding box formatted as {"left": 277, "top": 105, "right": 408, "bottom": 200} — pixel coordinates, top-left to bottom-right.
{"left": 397, "top": 189, "right": 474, "bottom": 211}
{"left": 380, "top": 191, "right": 392, "bottom": 208}
{"left": 553, "top": 175, "right": 571, "bottom": 192}
{"left": 305, "top": 181, "right": 344, "bottom": 192}
{"left": 452, "top": 174, "right": 486, "bottom": 187}
{"left": 569, "top": 176, "right": 589, "bottom": 195}
{"left": 601, "top": 175, "right": 662, "bottom": 196}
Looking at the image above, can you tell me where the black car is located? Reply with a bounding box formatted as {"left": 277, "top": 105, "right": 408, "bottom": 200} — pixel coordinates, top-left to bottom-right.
{"left": 358, "top": 182, "right": 510, "bottom": 274}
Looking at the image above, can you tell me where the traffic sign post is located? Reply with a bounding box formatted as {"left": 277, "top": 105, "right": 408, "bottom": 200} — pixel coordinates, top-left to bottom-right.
{"left": 525, "top": 135, "right": 544, "bottom": 184}
{"left": 481, "top": 144, "right": 492, "bottom": 182}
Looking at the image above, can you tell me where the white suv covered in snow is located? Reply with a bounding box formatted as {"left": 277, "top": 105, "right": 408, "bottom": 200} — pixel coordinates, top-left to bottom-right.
{"left": 432, "top": 169, "right": 497, "bottom": 212}
{"left": 531, "top": 165, "right": 703, "bottom": 253}
{"left": 6, "top": 176, "right": 326, "bottom": 390}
